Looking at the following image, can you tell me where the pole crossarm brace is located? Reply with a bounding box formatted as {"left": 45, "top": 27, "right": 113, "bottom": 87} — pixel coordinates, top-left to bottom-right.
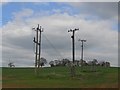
{"left": 33, "top": 37, "right": 40, "bottom": 45}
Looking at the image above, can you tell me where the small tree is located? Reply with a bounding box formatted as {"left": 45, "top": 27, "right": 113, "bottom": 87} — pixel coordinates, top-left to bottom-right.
{"left": 61, "top": 58, "right": 70, "bottom": 66}
{"left": 39, "top": 57, "right": 47, "bottom": 67}
{"left": 49, "top": 61, "right": 54, "bottom": 67}
{"left": 105, "top": 62, "right": 110, "bottom": 67}
{"left": 99, "top": 61, "right": 106, "bottom": 67}
{"left": 92, "top": 59, "right": 98, "bottom": 66}
{"left": 54, "top": 60, "right": 60, "bottom": 66}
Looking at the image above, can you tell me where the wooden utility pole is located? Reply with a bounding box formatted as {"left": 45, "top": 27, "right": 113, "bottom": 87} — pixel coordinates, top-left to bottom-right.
{"left": 33, "top": 24, "right": 43, "bottom": 75}
{"left": 33, "top": 26, "right": 39, "bottom": 75}
{"left": 78, "top": 39, "right": 86, "bottom": 66}
{"left": 78, "top": 39, "right": 87, "bottom": 60}
{"left": 38, "top": 25, "right": 43, "bottom": 68}
{"left": 68, "top": 28, "right": 79, "bottom": 77}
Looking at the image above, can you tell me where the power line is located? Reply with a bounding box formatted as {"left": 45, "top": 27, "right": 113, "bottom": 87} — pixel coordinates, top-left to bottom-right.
{"left": 42, "top": 33, "right": 64, "bottom": 59}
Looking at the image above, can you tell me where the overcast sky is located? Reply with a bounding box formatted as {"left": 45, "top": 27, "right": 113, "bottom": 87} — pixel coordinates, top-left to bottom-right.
{"left": 1, "top": 1, "right": 118, "bottom": 67}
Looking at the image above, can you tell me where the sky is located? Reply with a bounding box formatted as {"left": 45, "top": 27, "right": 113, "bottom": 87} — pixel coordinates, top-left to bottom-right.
{"left": 0, "top": 1, "right": 119, "bottom": 67}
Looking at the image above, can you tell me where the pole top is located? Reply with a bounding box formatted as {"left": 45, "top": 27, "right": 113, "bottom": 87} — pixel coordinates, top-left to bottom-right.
{"left": 68, "top": 28, "right": 79, "bottom": 32}
{"left": 78, "top": 39, "right": 87, "bottom": 42}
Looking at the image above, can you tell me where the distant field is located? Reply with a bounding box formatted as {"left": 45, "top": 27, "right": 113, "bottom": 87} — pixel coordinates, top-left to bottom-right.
{"left": 2, "top": 66, "right": 119, "bottom": 88}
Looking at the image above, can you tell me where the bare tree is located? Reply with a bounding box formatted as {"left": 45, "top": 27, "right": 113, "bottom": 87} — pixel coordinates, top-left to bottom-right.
{"left": 8, "top": 62, "right": 15, "bottom": 68}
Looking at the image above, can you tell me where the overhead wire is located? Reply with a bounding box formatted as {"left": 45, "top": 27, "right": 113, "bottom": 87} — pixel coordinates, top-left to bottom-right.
{"left": 42, "top": 33, "right": 64, "bottom": 59}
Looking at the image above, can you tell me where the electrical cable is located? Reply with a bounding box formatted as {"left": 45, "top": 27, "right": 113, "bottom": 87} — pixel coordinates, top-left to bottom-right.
{"left": 42, "top": 33, "right": 64, "bottom": 59}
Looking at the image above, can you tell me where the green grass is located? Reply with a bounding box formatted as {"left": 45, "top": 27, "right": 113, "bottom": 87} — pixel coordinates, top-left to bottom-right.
{"left": 2, "top": 66, "right": 119, "bottom": 88}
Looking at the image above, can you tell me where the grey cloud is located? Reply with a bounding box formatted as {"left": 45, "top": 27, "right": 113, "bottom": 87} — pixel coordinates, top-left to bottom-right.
{"left": 67, "top": 2, "right": 118, "bottom": 19}
{"left": 3, "top": 34, "right": 33, "bottom": 50}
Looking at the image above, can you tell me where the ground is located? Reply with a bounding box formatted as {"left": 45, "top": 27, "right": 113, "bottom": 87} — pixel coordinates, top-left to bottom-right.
{"left": 2, "top": 66, "right": 119, "bottom": 88}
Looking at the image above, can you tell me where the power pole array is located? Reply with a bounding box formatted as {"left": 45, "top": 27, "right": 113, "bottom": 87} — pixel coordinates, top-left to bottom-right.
{"left": 68, "top": 28, "right": 79, "bottom": 77}
{"left": 33, "top": 24, "right": 43, "bottom": 75}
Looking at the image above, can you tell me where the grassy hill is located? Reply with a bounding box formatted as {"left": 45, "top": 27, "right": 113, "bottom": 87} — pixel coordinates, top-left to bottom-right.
{"left": 2, "top": 66, "right": 119, "bottom": 88}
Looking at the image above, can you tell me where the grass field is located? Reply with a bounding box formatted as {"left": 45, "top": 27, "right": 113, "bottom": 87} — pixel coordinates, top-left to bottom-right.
{"left": 2, "top": 66, "right": 119, "bottom": 88}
